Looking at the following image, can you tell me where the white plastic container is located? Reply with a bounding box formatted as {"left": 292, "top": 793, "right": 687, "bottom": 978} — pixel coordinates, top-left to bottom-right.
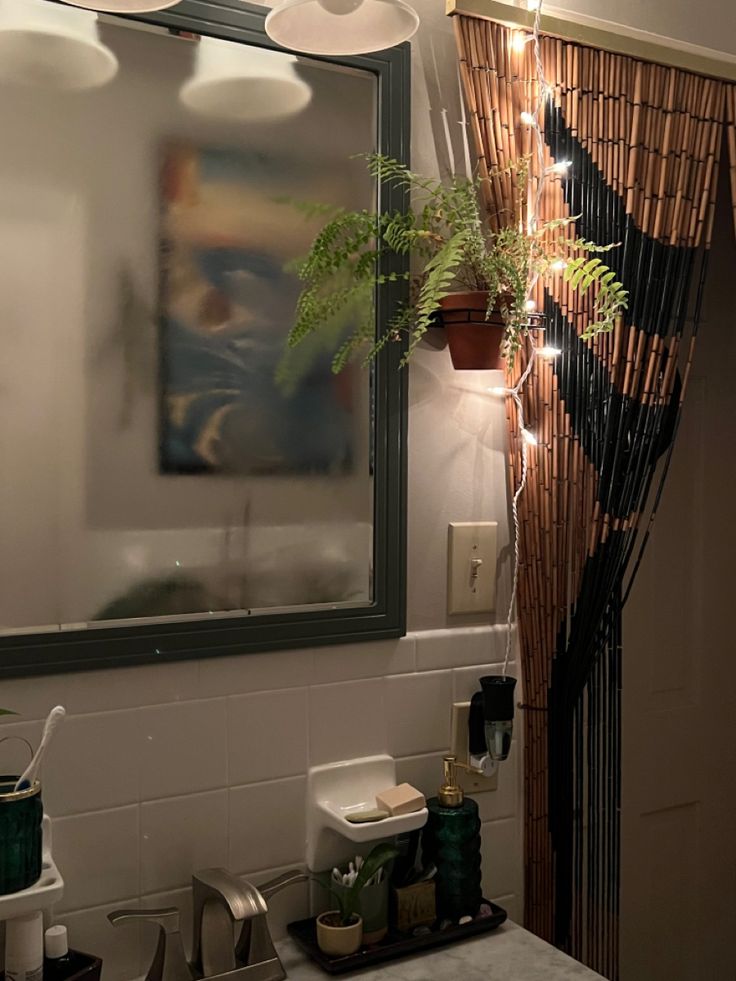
{"left": 4, "top": 911, "right": 44, "bottom": 981}
{"left": 44, "top": 924, "right": 70, "bottom": 961}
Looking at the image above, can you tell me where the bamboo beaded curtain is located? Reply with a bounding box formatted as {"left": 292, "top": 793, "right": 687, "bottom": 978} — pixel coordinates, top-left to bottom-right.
{"left": 454, "top": 15, "right": 731, "bottom": 979}
{"left": 729, "top": 87, "right": 736, "bottom": 233}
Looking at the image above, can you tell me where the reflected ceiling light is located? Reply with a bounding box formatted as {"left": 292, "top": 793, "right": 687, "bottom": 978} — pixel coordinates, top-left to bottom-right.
{"left": 0, "top": 0, "right": 117, "bottom": 90}
{"left": 180, "top": 39, "right": 312, "bottom": 122}
{"left": 59, "top": 0, "right": 179, "bottom": 12}
{"left": 265, "top": 0, "right": 419, "bottom": 57}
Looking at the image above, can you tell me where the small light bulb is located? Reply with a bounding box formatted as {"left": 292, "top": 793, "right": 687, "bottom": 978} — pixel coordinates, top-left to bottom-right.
{"left": 527, "top": 0, "right": 540, "bottom": 9}
{"left": 550, "top": 259, "right": 567, "bottom": 272}
{"left": 521, "top": 428, "right": 538, "bottom": 446}
{"left": 547, "top": 160, "right": 572, "bottom": 175}
{"left": 488, "top": 386, "right": 509, "bottom": 397}
{"left": 524, "top": 298, "right": 537, "bottom": 312}
{"left": 539, "top": 345, "right": 562, "bottom": 358}
{"left": 512, "top": 32, "right": 531, "bottom": 53}
{"left": 520, "top": 110, "right": 536, "bottom": 126}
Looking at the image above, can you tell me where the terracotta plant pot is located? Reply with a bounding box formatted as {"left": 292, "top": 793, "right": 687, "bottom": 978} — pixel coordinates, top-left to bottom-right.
{"left": 438, "top": 291, "right": 505, "bottom": 370}
{"left": 315, "top": 911, "right": 363, "bottom": 957}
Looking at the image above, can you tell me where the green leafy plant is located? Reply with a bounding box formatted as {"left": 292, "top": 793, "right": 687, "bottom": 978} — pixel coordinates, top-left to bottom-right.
{"left": 322, "top": 843, "right": 399, "bottom": 927}
{"left": 283, "top": 154, "right": 628, "bottom": 375}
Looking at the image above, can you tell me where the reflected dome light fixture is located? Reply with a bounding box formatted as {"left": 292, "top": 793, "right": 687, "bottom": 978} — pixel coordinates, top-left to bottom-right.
{"left": 0, "top": 0, "right": 117, "bottom": 90}
{"left": 180, "top": 39, "right": 312, "bottom": 122}
{"left": 265, "top": 0, "right": 419, "bottom": 57}
{"left": 59, "top": 0, "right": 180, "bottom": 11}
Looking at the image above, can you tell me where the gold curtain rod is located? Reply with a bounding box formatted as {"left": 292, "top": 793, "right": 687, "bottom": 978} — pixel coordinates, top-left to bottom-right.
{"left": 446, "top": 0, "right": 736, "bottom": 82}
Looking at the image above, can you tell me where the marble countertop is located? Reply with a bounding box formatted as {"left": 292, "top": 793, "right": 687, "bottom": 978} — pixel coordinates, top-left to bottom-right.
{"left": 276, "top": 921, "right": 605, "bottom": 980}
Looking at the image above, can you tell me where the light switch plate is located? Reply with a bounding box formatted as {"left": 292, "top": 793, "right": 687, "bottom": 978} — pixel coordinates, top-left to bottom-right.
{"left": 447, "top": 521, "right": 498, "bottom": 615}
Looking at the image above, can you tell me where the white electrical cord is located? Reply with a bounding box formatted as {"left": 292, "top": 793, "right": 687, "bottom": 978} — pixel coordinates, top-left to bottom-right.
{"left": 500, "top": 345, "right": 538, "bottom": 676}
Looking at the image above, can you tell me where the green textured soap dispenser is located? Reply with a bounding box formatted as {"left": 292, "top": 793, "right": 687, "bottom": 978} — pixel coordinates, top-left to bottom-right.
{"left": 421, "top": 755, "right": 483, "bottom": 921}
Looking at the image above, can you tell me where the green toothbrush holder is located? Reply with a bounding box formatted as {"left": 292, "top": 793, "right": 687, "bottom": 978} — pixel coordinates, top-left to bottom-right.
{"left": 0, "top": 775, "right": 43, "bottom": 895}
{"left": 331, "top": 879, "right": 389, "bottom": 944}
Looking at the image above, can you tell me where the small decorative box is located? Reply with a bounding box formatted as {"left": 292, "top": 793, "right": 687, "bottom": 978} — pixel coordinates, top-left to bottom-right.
{"left": 390, "top": 881, "right": 436, "bottom": 933}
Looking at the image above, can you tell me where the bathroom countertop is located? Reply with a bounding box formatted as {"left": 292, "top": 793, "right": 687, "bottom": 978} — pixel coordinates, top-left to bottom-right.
{"left": 276, "top": 921, "right": 605, "bottom": 979}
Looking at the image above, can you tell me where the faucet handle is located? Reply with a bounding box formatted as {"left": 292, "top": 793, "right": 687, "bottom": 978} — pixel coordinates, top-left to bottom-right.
{"left": 108, "top": 907, "right": 192, "bottom": 981}
{"left": 257, "top": 869, "right": 309, "bottom": 901}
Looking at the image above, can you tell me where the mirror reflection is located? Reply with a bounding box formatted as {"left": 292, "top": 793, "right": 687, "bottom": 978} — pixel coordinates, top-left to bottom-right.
{"left": 0, "top": 3, "right": 377, "bottom": 636}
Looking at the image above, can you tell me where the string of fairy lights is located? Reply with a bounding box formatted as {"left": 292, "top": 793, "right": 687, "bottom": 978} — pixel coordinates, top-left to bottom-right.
{"left": 492, "top": 0, "right": 568, "bottom": 678}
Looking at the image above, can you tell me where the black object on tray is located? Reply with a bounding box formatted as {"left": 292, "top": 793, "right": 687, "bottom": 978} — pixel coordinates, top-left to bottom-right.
{"left": 287, "top": 900, "right": 507, "bottom": 975}
{"left": 45, "top": 950, "right": 102, "bottom": 981}
{"left": 1, "top": 950, "right": 102, "bottom": 981}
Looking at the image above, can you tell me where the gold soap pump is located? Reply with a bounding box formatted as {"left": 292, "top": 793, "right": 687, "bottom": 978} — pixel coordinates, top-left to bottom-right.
{"left": 437, "top": 755, "right": 464, "bottom": 807}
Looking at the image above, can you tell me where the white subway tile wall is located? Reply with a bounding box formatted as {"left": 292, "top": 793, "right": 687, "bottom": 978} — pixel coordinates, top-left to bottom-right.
{"left": 0, "top": 627, "right": 523, "bottom": 981}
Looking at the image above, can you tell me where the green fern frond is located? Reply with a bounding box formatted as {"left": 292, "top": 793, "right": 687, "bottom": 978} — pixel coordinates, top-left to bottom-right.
{"left": 282, "top": 151, "right": 631, "bottom": 379}
{"left": 563, "top": 255, "right": 629, "bottom": 338}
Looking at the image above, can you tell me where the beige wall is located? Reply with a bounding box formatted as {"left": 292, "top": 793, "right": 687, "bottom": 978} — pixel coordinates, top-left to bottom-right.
{"left": 549, "top": 0, "right": 736, "bottom": 57}
{"left": 403, "top": 0, "right": 514, "bottom": 630}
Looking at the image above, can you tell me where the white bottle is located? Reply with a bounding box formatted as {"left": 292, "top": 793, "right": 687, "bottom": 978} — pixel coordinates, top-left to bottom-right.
{"left": 44, "top": 925, "right": 70, "bottom": 961}
{"left": 4, "top": 911, "right": 44, "bottom": 981}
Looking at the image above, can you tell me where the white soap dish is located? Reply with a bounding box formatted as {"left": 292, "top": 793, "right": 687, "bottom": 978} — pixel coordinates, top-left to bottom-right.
{"left": 307, "top": 755, "right": 428, "bottom": 871}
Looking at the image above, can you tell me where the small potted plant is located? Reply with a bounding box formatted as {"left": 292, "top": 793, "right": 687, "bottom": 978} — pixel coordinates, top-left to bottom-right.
{"left": 316, "top": 843, "right": 398, "bottom": 957}
{"left": 283, "top": 155, "right": 627, "bottom": 375}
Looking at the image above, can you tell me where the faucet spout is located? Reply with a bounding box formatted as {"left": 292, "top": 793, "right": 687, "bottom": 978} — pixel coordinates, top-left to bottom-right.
{"left": 191, "top": 869, "right": 267, "bottom": 976}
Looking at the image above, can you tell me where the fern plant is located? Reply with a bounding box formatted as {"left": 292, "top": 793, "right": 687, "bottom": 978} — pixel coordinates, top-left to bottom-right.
{"left": 283, "top": 154, "right": 628, "bottom": 376}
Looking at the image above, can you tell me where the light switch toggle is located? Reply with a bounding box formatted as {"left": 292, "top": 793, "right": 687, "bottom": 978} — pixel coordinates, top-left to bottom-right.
{"left": 447, "top": 522, "right": 498, "bottom": 614}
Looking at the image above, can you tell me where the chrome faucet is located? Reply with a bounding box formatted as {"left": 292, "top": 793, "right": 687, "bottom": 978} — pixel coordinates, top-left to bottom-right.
{"left": 191, "top": 868, "right": 268, "bottom": 977}
{"left": 107, "top": 908, "right": 192, "bottom": 981}
{"left": 241, "top": 871, "right": 310, "bottom": 973}
{"left": 109, "top": 868, "right": 308, "bottom": 981}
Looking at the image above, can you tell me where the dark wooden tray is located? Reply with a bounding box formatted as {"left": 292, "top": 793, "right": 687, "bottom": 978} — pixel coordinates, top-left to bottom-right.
{"left": 287, "top": 901, "right": 507, "bottom": 975}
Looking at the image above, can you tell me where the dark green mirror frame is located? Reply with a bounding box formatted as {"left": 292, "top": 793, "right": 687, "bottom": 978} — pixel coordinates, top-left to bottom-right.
{"left": 0, "top": 0, "right": 409, "bottom": 678}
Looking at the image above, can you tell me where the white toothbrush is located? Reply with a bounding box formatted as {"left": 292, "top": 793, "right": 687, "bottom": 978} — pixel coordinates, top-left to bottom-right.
{"left": 14, "top": 705, "right": 66, "bottom": 791}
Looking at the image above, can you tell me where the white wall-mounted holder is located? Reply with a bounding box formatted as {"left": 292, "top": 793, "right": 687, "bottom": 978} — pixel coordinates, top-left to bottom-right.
{"left": 306, "top": 755, "right": 428, "bottom": 872}
{"left": 0, "top": 816, "right": 64, "bottom": 920}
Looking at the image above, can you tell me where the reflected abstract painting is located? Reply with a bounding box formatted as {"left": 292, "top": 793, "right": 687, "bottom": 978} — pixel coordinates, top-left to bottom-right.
{"left": 159, "top": 142, "right": 355, "bottom": 475}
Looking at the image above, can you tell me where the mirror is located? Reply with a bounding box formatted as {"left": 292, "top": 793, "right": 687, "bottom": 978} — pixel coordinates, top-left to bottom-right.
{"left": 0, "top": 0, "right": 409, "bottom": 676}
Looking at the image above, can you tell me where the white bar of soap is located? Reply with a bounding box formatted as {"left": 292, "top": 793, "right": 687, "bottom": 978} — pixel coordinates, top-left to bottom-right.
{"left": 375, "top": 783, "right": 426, "bottom": 816}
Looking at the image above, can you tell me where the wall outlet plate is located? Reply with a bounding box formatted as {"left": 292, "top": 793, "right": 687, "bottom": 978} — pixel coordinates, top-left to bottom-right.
{"left": 447, "top": 522, "right": 498, "bottom": 615}
{"left": 450, "top": 701, "right": 498, "bottom": 792}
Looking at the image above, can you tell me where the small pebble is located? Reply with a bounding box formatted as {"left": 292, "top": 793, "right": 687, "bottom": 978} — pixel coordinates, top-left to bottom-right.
{"left": 439, "top": 919, "right": 453, "bottom": 931}
{"left": 459, "top": 915, "right": 473, "bottom": 925}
